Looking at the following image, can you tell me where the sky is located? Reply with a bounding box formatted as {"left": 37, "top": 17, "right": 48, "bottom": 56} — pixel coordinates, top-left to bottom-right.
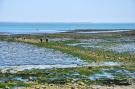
{"left": 0, "top": 0, "right": 135, "bottom": 23}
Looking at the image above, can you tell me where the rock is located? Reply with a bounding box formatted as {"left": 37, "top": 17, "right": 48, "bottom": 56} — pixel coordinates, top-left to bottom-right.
{"left": 42, "top": 86, "right": 46, "bottom": 89}
{"left": 71, "top": 87, "right": 75, "bottom": 89}
{"left": 49, "top": 84, "right": 53, "bottom": 86}
{"left": 3, "top": 86, "right": 10, "bottom": 89}
{"left": 35, "top": 86, "right": 40, "bottom": 89}
{"left": 78, "top": 81, "right": 85, "bottom": 86}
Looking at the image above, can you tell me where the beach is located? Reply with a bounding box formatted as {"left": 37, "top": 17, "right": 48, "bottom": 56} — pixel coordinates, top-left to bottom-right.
{"left": 1, "top": 0, "right": 135, "bottom": 88}
{"left": 0, "top": 29, "right": 135, "bottom": 89}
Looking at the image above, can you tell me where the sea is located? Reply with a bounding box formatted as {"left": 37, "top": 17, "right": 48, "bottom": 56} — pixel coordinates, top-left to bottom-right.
{"left": 0, "top": 22, "right": 135, "bottom": 33}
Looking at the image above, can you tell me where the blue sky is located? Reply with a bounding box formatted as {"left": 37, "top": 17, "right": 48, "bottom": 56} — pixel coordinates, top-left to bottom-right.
{"left": 0, "top": 0, "right": 135, "bottom": 23}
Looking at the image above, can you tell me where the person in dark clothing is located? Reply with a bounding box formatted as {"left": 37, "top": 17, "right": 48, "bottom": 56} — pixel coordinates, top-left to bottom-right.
{"left": 46, "top": 38, "right": 48, "bottom": 42}
{"left": 40, "top": 38, "right": 43, "bottom": 43}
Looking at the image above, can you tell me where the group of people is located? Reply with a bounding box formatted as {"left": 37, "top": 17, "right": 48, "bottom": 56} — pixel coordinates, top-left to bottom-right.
{"left": 40, "top": 38, "right": 48, "bottom": 43}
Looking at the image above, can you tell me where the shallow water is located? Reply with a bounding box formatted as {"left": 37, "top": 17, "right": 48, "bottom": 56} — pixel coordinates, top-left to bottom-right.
{"left": 68, "top": 38, "right": 135, "bottom": 53}
{"left": 89, "top": 72, "right": 113, "bottom": 80}
{"left": 0, "top": 41, "right": 85, "bottom": 66}
{"left": 49, "top": 38, "right": 73, "bottom": 41}
{"left": 89, "top": 69, "right": 135, "bottom": 80}
{"left": 109, "top": 43, "right": 135, "bottom": 53}
{"left": 77, "top": 30, "right": 129, "bottom": 34}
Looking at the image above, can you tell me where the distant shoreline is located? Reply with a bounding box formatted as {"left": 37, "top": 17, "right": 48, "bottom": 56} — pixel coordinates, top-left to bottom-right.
{"left": 0, "top": 22, "right": 135, "bottom": 34}
{"left": 0, "top": 29, "right": 135, "bottom": 35}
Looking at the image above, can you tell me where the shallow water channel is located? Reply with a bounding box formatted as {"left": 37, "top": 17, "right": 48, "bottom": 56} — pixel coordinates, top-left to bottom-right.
{"left": 0, "top": 41, "right": 85, "bottom": 66}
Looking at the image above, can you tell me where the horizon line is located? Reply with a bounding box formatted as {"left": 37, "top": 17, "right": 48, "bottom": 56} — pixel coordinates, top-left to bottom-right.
{"left": 0, "top": 21, "right": 135, "bottom": 24}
